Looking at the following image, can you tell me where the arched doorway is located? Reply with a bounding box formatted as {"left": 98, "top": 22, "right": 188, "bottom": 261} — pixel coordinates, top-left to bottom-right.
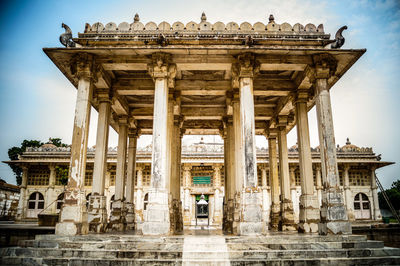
{"left": 354, "top": 193, "right": 371, "bottom": 219}
{"left": 27, "top": 192, "right": 44, "bottom": 218}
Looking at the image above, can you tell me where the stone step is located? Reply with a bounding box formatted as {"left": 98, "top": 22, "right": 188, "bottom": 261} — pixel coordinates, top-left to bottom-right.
{"left": 18, "top": 239, "right": 384, "bottom": 250}
{"left": 2, "top": 247, "right": 400, "bottom": 260}
{"left": 2, "top": 256, "right": 400, "bottom": 266}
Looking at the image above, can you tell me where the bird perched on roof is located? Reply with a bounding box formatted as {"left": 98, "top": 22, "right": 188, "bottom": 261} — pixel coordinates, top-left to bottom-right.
{"left": 60, "top": 23, "right": 76, "bottom": 48}
{"left": 331, "top": 25, "right": 347, "bottom": 49}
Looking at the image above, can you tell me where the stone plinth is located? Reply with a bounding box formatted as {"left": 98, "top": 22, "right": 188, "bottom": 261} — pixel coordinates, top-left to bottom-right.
{"left": 88, "top": 195, "right": 107, "bottom": 232}
{"left": 142, "top": 189, "right": 170, "bottom": 235}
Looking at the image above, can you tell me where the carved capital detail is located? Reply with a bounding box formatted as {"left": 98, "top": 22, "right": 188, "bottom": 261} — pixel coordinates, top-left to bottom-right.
{"left": 128, "top": 128, "right": 141, "bottom": 138}
{"left": 70, "top": 53, "right": 95, "bottom": 81}
{"left": 147, "top": 53, "right": 176, "bottom": 88}
{"left": 313, "top": 53, "right": 337, "bottom": 79}
{"left": 231, "top": 53, "right": 260, "bottom": 88}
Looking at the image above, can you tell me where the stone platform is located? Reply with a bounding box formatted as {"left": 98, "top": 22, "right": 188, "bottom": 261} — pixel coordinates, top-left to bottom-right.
{"left": 1, "top": 231, "right": 400, "bottom": 265}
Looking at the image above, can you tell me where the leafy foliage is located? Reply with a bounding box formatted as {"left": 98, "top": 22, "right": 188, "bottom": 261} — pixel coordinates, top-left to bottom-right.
{"left": 8, "top": 138, "right": 68, "bottom": 185}
{"left": 378, "top": 179, "right": 400, "bottom": 210}
{"left": 55, "top": 166, "right": 69, "bottom": 186}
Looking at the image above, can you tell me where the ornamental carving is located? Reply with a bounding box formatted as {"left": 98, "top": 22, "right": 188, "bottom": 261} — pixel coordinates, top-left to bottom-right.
{"left": 231, "top": 53, "right": 260, "bottom": 88}
{"left": 313, "top": 53, "right": 338, "bottom": 79}
{"left": 147, "top": 53, "right": 176, "bottom": 88}
{"left": 70, "top": 53, "right": 95, "bottom": 81}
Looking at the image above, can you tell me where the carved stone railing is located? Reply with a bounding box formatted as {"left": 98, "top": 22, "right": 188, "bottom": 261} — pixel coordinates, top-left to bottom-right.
{"left": 79, "top": 14, "right": 329, "bottom": 41}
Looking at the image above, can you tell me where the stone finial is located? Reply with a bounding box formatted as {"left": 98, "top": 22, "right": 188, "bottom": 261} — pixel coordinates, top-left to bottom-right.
{"left": 201, "top": 12, "right": 207, "bottom": 22}
{"left": 331, "top": 25, "right": 347, "bottom": 49}
{"left": 269, "top": 14, "right": 275, "bottom": 23}
{"left": 346, "top": 138, "right": 351, "bottom": 145}
{"left": 134, "top": 13, "right": 140, "bottom": 22}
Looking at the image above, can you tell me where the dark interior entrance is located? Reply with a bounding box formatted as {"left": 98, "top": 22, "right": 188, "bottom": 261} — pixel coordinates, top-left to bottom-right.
{"left": 195, "top": 194, "right": 209, "bottom": 218}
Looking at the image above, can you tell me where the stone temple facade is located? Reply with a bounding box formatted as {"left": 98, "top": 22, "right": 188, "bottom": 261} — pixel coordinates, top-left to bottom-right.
{"left": 7, "top": 138, "right": 392, "bottom": 232}
{"left": 18, "top": 13, "right": 386, "bottom": 236}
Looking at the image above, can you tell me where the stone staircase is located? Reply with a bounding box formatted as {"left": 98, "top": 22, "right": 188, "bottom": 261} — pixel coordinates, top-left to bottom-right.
{"left": 1, "top": 233, "right": 400, "bottom": 265}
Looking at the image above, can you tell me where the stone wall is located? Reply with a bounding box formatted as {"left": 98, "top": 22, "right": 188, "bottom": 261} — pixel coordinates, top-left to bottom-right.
{"left": 0, "top": 180, "right": 20, "bottom": 220}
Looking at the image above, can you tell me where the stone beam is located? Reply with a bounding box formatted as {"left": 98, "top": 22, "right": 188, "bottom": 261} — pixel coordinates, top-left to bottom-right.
{"left": 260, "top": 63, "right": 306, "bottom": 71}
{"left": 111, "top": 94, "right": 129, "bottom": 116}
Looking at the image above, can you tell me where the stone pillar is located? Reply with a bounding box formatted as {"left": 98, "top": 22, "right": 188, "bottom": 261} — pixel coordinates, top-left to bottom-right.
{"left": 370, "top": 166, "right": 382, "bottom": 220}
{"left": 44, "top": 164, "right": 56, "bottom": 214}
{"left": 223, "top": 118, "right": 235, "bottom": 233}
{"left": 88, "top": 89, "right": 111, "bottom": 232}
{"left": 56, "top": 54, "right": 93, "bottom": 236}
{"left": 142, "top": 53, "right": 176, "bottom": 235}
{"left": 213, "top": 164, "right": 223, "bottom": 224}
{"left": 316, "top": 165, "right": 323, "bottom": 207}
{"left": 295, "top": 90, "right": 320, "bottom": 233}
{"left": 135, "top": 165, "right": 144, "bottom": 227}
{"left": 169, "top": 118, "right": 183, "bottom": 234}
{"left": 125, "top": 129, "right": 139, "bottom": 230}
{"left": 277, "top": 123, "right": 296, "bottom": 231}
{"left": 343, "top": 165, "right": 354, "bottom": 221}
{"left": 182, "top": 165, "right": 192, "bottom": 226}
{"left": 268, "top": 134, "right": 280, "bottom": 231}
{"left": 17, "top": 166, "right": 28, "bottom": 221}
{"left": 109, "top": 117, "right": 129, "bottom": 231}
{"left": 314, "top": 54, "right": 351, "bottom": 235}
{"left": 261, "top": 166, "right": 269, "bottom": 225}
{"left": 289, "top": 166, "right": 299, "bottom": 222}
{"left": 233, "top": 53, "right": 263, "bottom": 235}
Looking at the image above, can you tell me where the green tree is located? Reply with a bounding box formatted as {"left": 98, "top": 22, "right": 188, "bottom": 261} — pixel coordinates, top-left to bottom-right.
{"left": 7, "top": 138, "right": 69, "bottom": 185}
{"left": 378, "top": 179, "right": 400, "bottom": 211}
{"left": 55, "top": 166, "right": 69, "bottom": 186}
{"left": 8, "top": 140, "right": 43, "bottom": 185}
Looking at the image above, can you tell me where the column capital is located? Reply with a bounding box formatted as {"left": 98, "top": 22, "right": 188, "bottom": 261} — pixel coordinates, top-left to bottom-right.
{"left": 128, "top": 128, "right": 141, "bottom": 138}
{"left": 313, "top": 53, "right": 337, "bottom": 79}
{"left": 147, "top": 53, "right": 177, "bottom": 88}
{"left": 70, "top": 53, "right": 95, "bottom": 81}
{"left": 343, "top": 164, "right": 351, "bottom": 171}
{"left": 265, "top": 128, "right": 278, "bottom": 139}
{"left": 182, "top": 164, "right": 192, "bottom": 171}
{"left": 315, "top": 164, "right": 321, "bottom": 171}
{"left": 117, "top": 115, "right": 129, "bottom": 126}
{"left": 48, "top": 164, "right": 56, "bottom": 171}
{"left": 294, "top": 89, "right": 311, "bottom": 103}
{"left": 95, "top": 88, "right": 112, "bottom": 103}
{"left": 212, "top": 164, "right": 223, "bottom": 171}
{"left": 231, "top": 53, "right": 260, "bottom": 88}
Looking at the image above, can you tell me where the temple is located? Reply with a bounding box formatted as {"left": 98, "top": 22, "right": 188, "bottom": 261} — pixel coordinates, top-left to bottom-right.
{"left": 28, "top": 13, "right": 378, "bottom": 236}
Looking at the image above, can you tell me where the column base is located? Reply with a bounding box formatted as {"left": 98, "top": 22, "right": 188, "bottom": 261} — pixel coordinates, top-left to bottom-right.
{"left": 280, "top": 200, "right": 297, "bottom": 231}
{"left": 169, "top": 199, "right": 183, "bottom": 234}
{"left": 299, "top": 194, "right": 320, "bottom": 233}
{"left": 125, "top": 203, "right": 135, "bottom": 231}
{"left": 223, "top": 199, "right": 234, "bottom": 234}
{"left": 269, "top": 203, "right": 280, "bottom": 231}
{"left": 56, "top": 204, "right": 88, "bottom": 236}
{"left": 88, "top": 195, "right": 108, "bottom": 233}
{"left": 108, "top": 200, "right": 126, "bottom": 232}
{"left": 142, "top": 190, "right": 170, "bottom": 235}
{"left": 319, "top": 190, "right": 352, "bottom": 235}
{"left": 238, "top": 191, "right": 264, "bottom": 235}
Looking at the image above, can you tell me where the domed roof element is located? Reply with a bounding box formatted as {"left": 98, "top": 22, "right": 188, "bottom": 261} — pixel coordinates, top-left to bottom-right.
{"left": 341, "top": 138, "right": 360, "bottom": 151}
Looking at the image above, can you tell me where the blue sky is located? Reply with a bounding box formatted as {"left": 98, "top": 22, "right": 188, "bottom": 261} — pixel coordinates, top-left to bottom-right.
{"left": 0, "top": 0, "right": 399, "bottom": 188}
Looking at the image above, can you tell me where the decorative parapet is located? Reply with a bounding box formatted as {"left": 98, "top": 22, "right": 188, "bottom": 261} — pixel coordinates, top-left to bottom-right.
{"left": 77, "top": 13, "right": 329, "bottom": 42}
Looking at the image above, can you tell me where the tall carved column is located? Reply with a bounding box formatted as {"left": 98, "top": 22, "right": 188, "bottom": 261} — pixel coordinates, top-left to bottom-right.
{"left": 182, "top": 164, "right": 192, "bottom": 226}
{"left": 289, "top": 166, "right": 298, "bottom": 222}
{"left": 45, "top": 164, "right": 56, "bottom": 214}
{"left": 17, "top": 166, "right": 28, "bottom": 221}
{"left": 213, "top": 164, "right": 223, "bottom": 224}
{"left": 223, "top": 118, "right": 235, "bottom": 233}
{"left": 232, "top": 53, "right": 263, "bottom": 235}
{"left": 315, "top": 165, "right": 323, "bottom": 207}
{"left": 343, "top": 165, "right": 354, "bottom": 221}
{"left": 134, "top": 165, "right": 144, "bottom": 227}
{"left": 142, "top": 53, "right": 176, "bottom": 235}
{"left": 268, "top": 134, "right": 280, "bottom": 231}
{"left": 314, "top": 54, "right": 351, "bottom": 235}
{"left": 56, "top": 54, "right": 94, "bottom": 236}
{"left": 370, "top": 166, "right": 382, "bottom": 220}
{"left": 295, "top": 90, "right": 320, "bottom": 233}
{"left": 169, "top": 116, "right": 183, "bottom": 234}
{"left": 109, "top": 116, "right": 129, "bottom": 231}
{"left": 89, "top": 88, "right": 111, "bottom": 232}
{"left": 125, "top": 129, "right": 139, "bottom": 230}
{"left": 261, "top": 166, "right": 269, "bottom": 225}
{"left": 277, "top": 119, "right": 296, "bottom": 231}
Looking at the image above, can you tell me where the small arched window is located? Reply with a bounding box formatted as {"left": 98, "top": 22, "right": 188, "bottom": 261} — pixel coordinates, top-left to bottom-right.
{"left": 28, "top": 192, "right": 44, "bottom": 210}
{"left": 144, "top": 193, "right": 149, "bottom": 210}
{"left": 86, "top": 193, "right": 91, "bottom": 209}
{"left": 110, "top": 195, "right": 115, "bottom": 209}
{"left": 56, "top": 193, "right": 64, "bottom": 210}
